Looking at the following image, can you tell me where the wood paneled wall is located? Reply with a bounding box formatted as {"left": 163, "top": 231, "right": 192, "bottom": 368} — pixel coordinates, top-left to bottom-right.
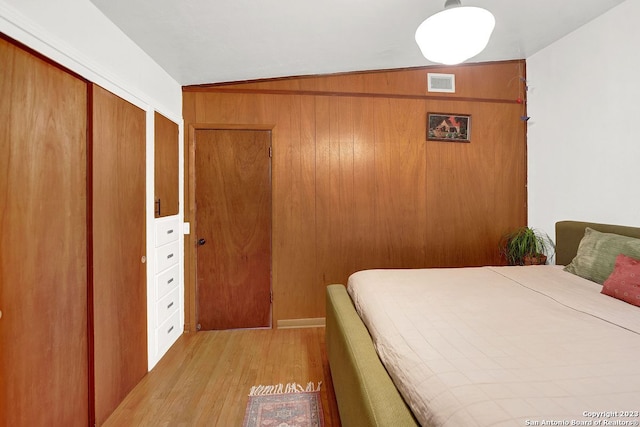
{"left": 183, "top": 61, "right": 527, "bottom": 327}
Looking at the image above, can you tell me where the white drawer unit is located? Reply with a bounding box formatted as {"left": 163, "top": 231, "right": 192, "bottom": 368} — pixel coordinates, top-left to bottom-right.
{"left": 156, "top": 287, "right": 179, "bottom": 325}
{"left": 156, "top": 240, "right": 179, "bottom": 273}
{"left": 149, "top": 215, "right": 183, "bottom": 369}
{"left": 156, "top": 263, "right": 179, "bottom": 300}
{"left": 156, "top": 310, "right": 181, "bottom": 356}
{"left": 155, "top": 217, "right": 179, "bottom": 247}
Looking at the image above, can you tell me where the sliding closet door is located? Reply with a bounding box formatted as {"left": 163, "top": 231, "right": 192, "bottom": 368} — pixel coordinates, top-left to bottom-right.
{"left": 0, "top": 37, "right": 89, "bottom": 426}
{"left": 92, "top": 85, "right": 147, "bottom": 425}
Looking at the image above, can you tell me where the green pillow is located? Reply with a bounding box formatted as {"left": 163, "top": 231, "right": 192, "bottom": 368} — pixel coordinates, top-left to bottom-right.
{"left": 564, "top": 227, "right": 640, "bottom": 284}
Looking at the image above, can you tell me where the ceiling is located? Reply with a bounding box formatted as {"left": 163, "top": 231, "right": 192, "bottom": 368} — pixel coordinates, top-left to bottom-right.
{"left": 89, "top": 0, "right": 624, "bottom": 86}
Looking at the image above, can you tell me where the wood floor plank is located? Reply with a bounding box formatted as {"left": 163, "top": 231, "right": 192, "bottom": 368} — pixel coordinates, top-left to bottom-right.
{"left": 103, "top": 328, "right": 341, "bottom": 426}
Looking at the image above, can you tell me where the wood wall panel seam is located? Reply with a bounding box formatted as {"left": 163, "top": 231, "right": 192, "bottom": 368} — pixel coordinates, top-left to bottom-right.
{"left": 182, "top": 87, "right": 520, "bottom": 104}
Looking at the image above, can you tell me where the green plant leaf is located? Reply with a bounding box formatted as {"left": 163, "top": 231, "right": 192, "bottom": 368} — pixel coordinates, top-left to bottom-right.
{"left": 498, "top": 226, "right": 555, "bottom": 266}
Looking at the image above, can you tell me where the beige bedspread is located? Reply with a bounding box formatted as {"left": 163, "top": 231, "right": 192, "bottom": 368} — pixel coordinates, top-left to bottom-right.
{"left": 347, "top": 266, "right": 640, "bottom": 427}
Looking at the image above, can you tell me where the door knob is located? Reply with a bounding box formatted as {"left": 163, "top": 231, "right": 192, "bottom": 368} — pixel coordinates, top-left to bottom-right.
{"left": 198, "top": 238, "right": 206, "bottom": 246}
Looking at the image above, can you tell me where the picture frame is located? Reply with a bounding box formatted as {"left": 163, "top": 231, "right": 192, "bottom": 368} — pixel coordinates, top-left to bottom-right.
{"left": 427, "top": 113, "right": 471, "bottom": 143}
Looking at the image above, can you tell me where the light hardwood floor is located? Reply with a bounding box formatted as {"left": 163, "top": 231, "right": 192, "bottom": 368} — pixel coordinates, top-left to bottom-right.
{"left": 104, "top": 327, "right": 342, "bottom": 426}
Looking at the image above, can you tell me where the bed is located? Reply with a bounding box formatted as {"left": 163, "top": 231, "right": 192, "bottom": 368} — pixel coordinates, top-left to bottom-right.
{"left": 326, "top": 221, "right": 640, "bottom": 427}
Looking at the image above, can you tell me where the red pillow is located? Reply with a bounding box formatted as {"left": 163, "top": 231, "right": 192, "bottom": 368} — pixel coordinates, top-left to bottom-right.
{"left": 601, "top": 254, "right": 640, "bottom": 307}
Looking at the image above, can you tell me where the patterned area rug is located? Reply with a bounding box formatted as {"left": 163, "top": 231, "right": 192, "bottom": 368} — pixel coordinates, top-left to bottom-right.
{"left": 242, "top": 382, "right": 324, "bottom": 427}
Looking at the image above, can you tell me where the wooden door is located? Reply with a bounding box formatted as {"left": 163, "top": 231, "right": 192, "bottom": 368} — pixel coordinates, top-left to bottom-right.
{"left": 0, "top": 37, "right": 89, "bottom": 426}
{"left": 92, "top": 85, "right": 147, "bottom": 425}
{"left": 195, "top": 130, "right": 272, "bottom": 330}
{"left": 154, "top": 112, "right": 179, "bottom": 217}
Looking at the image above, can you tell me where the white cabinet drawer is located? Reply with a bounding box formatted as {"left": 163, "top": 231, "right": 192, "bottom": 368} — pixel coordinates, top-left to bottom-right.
{"left": 156, "top": 310, "right": 181, "bottom": 356}
{"left": 157, "top": 287, "right": 179, "bottom": 325}
{"left": 155, "top": 217, "right": 179, "bottom": 247}
{"left": 156, "top": 240, "right": 179, "bottom": 273}
{"left": 156, "top": 264, "right": 179, "bottom": 300}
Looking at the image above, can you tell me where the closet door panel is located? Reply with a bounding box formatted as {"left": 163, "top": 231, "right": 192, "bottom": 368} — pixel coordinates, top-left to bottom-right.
{"left": 92, "top": 85, "right": 147, "bottom": 425}
{"left": 0, "top": 37, "right": 88, "bottom": 426}
{"left": 154, "top": 112, "right": 179, "bottom": 217}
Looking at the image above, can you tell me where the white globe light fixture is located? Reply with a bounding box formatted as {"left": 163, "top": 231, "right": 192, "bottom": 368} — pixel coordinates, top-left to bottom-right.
{"left": 415, "top": 0, "right": 495, "bottom": 65}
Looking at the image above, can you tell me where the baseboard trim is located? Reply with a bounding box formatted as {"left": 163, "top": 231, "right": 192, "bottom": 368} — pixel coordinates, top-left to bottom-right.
{"left": 277, "top": 317, "right": 326, "bottom": 329}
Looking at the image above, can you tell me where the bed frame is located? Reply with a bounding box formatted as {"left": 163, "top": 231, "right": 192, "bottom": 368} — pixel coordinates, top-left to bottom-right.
{"left": 326, "top": 220, "right": 640, "bottom": 427}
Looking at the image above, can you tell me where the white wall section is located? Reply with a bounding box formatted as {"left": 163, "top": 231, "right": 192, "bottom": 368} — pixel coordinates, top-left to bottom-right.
{"left": 527, "top": 0, "right": 640, "bottom": 249}
{"left": 0, "top": 0, "right": 181, "bottom": 116}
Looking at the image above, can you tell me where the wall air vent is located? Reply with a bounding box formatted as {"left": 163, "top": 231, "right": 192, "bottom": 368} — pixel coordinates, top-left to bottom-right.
{"left": 427, "top": 73, "right": 455, "bottom": 93}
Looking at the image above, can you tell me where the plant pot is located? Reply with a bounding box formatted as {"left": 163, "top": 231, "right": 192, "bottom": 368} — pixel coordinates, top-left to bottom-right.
{"left": 523, "top": 254, "right": 547, "bottom": 265}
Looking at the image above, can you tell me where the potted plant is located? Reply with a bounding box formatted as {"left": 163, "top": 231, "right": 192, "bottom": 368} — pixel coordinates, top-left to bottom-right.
{"left": 499, "top": 226, "right": 555, "bottom": 266}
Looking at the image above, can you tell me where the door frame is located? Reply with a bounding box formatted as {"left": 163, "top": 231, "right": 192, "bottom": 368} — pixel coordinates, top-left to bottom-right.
{"left": 184, "top": 123, "right": 274, "bottom": 333}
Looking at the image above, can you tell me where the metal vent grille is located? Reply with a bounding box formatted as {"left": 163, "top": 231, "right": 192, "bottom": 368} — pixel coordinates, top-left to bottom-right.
{"left": 427, "top": 73, "right": 455, "bottom": 93}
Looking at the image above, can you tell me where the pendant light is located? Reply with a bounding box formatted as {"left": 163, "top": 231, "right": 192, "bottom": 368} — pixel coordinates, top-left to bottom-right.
{"left": 415, "top": 0, "right": 495, "bottom": 65}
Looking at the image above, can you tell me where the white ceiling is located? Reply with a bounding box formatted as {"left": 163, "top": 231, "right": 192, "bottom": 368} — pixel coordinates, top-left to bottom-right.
{"left": 89, "top": 0, "right": 624, "bottom": 86}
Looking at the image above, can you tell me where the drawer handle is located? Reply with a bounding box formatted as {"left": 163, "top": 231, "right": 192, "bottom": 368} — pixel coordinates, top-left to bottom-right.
{"left": 167, "top": 301, "right": 174, "bottom": 309}
{"left": 167, "top": 229, "right": 174, "bottom": 234}
{"left": 168, "top": 325, "right": 174, "bottom": 334}
{"left": 167, "top": 278, "right": 174, "bottom": 284}
{"left": 167, "top": 253, "right": 174, "bottom": 259}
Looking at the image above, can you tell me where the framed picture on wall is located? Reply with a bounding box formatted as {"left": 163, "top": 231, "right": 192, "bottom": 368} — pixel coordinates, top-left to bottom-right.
{"left": 427, "top": 113, "right": 471, "bottom": 143}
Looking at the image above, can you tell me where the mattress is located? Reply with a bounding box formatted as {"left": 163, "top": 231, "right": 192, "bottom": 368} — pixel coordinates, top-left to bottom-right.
{"left": 347, "top": 266, "right": 640, "bottom": 427}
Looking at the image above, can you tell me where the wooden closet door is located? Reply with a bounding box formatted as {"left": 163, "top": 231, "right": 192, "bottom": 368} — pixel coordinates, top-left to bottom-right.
{"left": 0, "top": 38, "right": 89, "bottom": 426}
{"left": 154, "top": 111, "right": 179, "bottom": 217}
{"left": 92, "top": 85, "right": 147, "bottom": 425}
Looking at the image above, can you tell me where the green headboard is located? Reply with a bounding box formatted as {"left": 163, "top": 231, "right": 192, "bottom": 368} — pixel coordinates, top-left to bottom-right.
{"left": 555, "top": 220, "right": 640, "bottom": 265}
